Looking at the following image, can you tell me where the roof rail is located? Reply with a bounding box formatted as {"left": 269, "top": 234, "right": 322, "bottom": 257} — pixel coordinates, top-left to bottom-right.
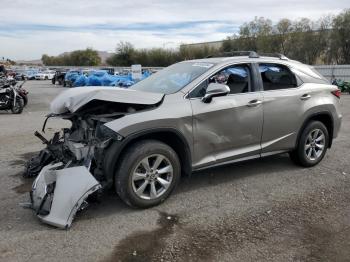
{"left": 205, "top": 51, "right": 289, "bottom": 60}
{"left": 259, "top": 53, "right": 289, "bottom": 60}
{"left": 222, "top": 51, "right": 260, "bottom": 58}
{"left": 206, "top": 51, "right": 259, "bottom": 59}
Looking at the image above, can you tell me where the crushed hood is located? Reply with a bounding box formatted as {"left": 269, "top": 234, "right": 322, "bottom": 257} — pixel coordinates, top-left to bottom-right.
{"left": 50, "top": 87, "right": 164, "bottom": 114}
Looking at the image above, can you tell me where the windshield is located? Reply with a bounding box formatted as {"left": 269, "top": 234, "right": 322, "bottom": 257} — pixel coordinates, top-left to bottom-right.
{"left": 130, "top": 61, "right": 215, "bottom": 94}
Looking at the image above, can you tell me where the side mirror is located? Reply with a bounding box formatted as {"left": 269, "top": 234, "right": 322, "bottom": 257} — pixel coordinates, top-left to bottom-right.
{"left": 201, "top": 83, "right": 230, "bottom": 103}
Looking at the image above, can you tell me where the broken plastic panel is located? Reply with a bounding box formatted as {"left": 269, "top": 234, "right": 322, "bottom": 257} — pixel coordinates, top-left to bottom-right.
{"left": 30, "top": 163, "right": 101, "bottom": 229}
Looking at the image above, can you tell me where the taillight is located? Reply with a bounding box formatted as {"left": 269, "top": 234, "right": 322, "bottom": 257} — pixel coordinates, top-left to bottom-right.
{"left": 331, "top": 89, "right": 341, "bottom": 98}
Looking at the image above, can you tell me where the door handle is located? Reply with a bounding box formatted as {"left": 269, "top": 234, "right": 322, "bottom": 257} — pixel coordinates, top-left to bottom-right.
{"left": 300, "top": 94, "right": 311, "bottom": 100}
{"left": 247, "top": 99, "right": 262, "bottom": 107}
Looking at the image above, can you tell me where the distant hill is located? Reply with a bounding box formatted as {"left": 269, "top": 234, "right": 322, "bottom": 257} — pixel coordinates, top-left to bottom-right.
{"left": 15, "top": 59, "right": 43, "bottom": 65}
{"left": 16, "top": 50, "right": 113, "bottom": 65}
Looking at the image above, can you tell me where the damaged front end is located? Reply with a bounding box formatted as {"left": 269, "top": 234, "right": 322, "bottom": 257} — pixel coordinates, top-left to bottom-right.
{"left": 23, "top": 87, "right": 164, "bottom": 228}
{"left": 24, "top": 113, "right": 121, "bottom": 228}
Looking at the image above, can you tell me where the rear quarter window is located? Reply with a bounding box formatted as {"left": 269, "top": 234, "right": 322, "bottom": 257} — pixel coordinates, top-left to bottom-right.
{"left": 290, "top": 65, "right": 329, "bottom": 84}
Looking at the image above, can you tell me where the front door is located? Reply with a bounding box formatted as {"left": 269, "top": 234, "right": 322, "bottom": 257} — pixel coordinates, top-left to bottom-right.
{"left": 189, "top": 63, "right": 264, "bottom": 169}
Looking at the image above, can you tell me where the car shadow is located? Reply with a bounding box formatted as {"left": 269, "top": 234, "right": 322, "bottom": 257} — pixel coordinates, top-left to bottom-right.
{"left": 77, "top": 153, "right": 301, "bottom": 221}
{"left": 178, "top": 153, "right": 299, "bottom": 194}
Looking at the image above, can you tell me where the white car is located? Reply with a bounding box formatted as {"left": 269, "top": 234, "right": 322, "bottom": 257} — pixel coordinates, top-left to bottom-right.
{"left": 35, "top": 70, "right": 55, "bottom": 80}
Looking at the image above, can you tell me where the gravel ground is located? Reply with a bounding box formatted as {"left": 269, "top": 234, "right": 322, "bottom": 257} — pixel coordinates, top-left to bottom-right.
{"left": 0, "top": 80, "right": 349, "bottom": 262}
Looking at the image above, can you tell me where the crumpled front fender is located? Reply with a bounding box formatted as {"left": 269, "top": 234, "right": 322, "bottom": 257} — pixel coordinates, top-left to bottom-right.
{"left": 31, "top": 163, "right": 101, "bottom": 229}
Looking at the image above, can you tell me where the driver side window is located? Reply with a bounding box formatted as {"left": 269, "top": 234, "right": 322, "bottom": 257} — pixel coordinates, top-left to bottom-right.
{"left": 189, "top": 64, "right": 252, "bottom": 98}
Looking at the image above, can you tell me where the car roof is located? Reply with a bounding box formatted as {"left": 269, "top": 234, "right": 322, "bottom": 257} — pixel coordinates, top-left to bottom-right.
{"left": 181, "top": 55, "right": 328, "bottom": 84}
{"left": 185, "top": 56, "right": 303, "bottom": 67}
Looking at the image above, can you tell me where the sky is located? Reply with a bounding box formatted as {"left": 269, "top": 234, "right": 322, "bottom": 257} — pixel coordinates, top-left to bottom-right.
{"left": 0, "top": 0, "right": 348, "bottom": 60}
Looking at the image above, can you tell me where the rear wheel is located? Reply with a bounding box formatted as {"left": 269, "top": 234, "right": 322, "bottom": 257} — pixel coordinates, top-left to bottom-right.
{"left": 289, "top": 121, "right": 329, "bottom": 167}
{"left": 115, "top": 140, "right": 181, "bottom": 208}
{"left": 11, "top": 97, "right": 24, "bottom": 114}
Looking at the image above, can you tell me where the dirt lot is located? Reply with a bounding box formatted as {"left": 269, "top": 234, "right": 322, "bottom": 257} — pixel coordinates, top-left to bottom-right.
{"left": 0, "top": 80, "right": 349, "bottom": 262}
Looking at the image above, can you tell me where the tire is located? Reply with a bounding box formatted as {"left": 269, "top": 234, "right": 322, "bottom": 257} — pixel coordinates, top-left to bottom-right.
{"left": 115, "top": 140, "right": 181, "bottom": 208}
{"left": 11, "top": 97, "right": 24, "bottom": 114}
{"left": 289, "top": 121, "right": 329, "bottom": 167}
{"left": 22, "top": 95, "right": 28, "bottom": 107}
{"left": 63, "top": 81, "right": 66, "bottom": 87}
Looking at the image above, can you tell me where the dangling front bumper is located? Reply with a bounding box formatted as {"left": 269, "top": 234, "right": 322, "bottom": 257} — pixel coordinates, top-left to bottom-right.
{"left": 28, "top": 163, "right": 101, "bottom": 229}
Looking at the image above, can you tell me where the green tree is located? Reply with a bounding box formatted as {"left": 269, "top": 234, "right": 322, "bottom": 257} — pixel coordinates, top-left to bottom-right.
{"left": 275, "top": 19, "right": 293, "bottom": 55}
{"left": 107, "top": 42, "right": 135, "bottom": 66}
{"left": 179, "top": 44, "right": 218, "bottom": 60}
{"left": 287, "top": 18, "right": 328, "bottom": 64}
{"left": 42, "top": 48, "right": 101, "bottom": 66}
{"left": 238, "top": 17, "right": 274, "bottom": 52}
{"left": 41, "top": 54, "right": 51, "bottom": 65}
{"left": 222, "top": 15, "right": 338, "bottom": 64}
{"left": 68, "top": 48, "right": 101, "bottom": 66}
{"left": 221, "top": 36, "right": 242, "bottom": 52}
{"left": 330, "top": 9, "right": 350, "bottom": 64}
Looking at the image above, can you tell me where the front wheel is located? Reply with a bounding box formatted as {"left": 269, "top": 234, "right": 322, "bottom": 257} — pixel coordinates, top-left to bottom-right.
{"left": 289, "top": 121, "right": 329, "bottom": 167}
{"left": 22, "top": 95, "right": 28, "bottom": 107}
{"left": 115, "top": 140, "right": 181, "bottom": 208}
{"left": 11, "top": 97, "right": 24, "bottom": 114}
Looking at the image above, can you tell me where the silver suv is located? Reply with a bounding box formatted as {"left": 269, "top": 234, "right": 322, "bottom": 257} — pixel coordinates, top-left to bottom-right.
{"left": 27, "top": 52, "right": 342, "bottom": 228}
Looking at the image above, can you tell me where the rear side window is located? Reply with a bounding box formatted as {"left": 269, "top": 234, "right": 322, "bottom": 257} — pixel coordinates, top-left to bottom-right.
{"left": 259, "top": 63, "right": 298, "bottom": 91}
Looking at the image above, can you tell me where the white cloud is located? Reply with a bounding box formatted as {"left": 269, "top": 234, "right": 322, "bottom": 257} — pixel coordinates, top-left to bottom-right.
{"left": 0, "top": 0, "right": 348, "bottom": 60}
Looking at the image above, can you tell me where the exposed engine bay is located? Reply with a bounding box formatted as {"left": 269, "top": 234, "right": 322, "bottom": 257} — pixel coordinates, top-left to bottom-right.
{"left": 22, "top": 87, "right": 163, "bottom": 228}
{"left": 24, "top": 102, "right": 140, "bottom": 179}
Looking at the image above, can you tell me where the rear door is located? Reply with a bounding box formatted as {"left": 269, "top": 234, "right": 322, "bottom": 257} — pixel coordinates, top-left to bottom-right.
{"left": 257, "top": 63, "right": 304, "bottom": 154}
{"left": 189, "top": 63, "right": 264, "bottom": 169}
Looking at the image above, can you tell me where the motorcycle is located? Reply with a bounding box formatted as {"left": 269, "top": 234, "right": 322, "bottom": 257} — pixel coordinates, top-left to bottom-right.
{"left": 15, "top": 81, "right": 28, "bottom": 107}
{"left": 0, "top": 79, "right": 26, "bottom": 114}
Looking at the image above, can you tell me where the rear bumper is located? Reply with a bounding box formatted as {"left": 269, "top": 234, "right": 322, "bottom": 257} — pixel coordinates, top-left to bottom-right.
{"left": 29, "top": 163, "right": 101, "bottom": 229}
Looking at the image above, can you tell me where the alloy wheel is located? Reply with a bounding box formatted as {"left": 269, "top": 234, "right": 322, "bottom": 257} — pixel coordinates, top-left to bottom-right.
{"left": 131, "top": 154, "right": 174, "bottom": 200}
{"left": 304, "top": 128, "right": 325, "bottom": 161}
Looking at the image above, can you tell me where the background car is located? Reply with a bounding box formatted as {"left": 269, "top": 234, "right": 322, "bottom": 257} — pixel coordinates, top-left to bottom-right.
{"left": 35, "top": 70, "right": 55, "bottom": 80}
{"left": 52, "top": 69, "right": 68, "bottom": 85}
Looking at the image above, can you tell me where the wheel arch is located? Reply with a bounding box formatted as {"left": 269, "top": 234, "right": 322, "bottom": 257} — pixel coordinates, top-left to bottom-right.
{"left": 296, "top": 111, "right": 334, "bottom": 149}
{"left": 103, "top": 128, "right": 192, "bottom": 185}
